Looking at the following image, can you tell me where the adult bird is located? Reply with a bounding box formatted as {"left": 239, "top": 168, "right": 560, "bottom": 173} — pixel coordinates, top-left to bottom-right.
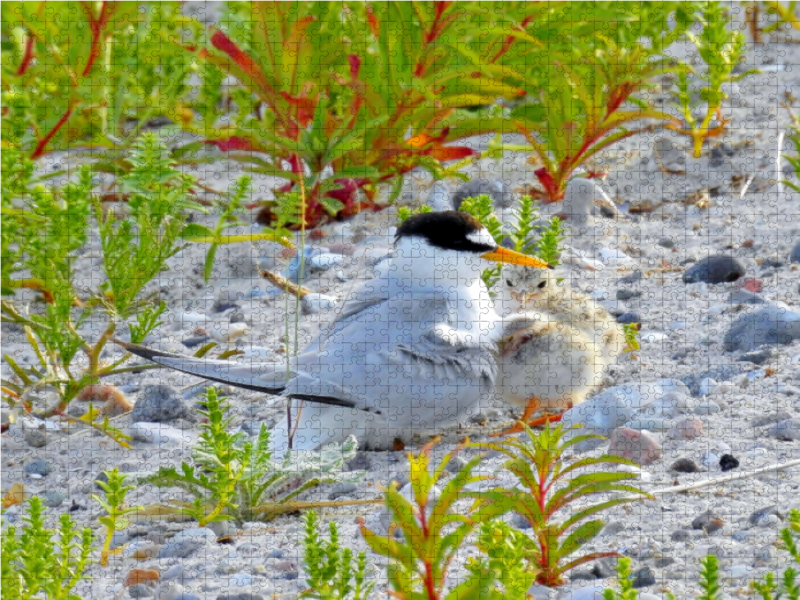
{"left": 116, "top": 211, "right": 551, "bottom": 451}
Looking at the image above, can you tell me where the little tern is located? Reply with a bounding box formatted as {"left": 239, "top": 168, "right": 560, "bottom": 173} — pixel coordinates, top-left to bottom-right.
{"left": 116, "top": 211, "right": 551, "bottom": 451}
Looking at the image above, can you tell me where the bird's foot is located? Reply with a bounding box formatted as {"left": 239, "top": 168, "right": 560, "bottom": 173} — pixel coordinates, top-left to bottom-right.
{"left": 490, "top": 397, "right": 545, "bottom": 437}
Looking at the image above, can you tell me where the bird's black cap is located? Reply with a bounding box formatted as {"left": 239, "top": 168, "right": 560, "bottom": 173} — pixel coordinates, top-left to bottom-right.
{"left": 394, "top": 210, "right": 495, "bottom": 253}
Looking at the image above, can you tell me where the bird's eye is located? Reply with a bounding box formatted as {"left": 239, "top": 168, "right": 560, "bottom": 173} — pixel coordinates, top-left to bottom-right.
{"left": 537, "top": 281, "right": 548, "bottom": 289}
{"left": 506, "top": 279, "right": 514, "bottom": 287}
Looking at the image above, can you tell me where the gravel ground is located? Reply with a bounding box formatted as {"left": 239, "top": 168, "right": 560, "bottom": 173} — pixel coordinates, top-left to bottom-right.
{"left": 3, "top": 8, "right": 800, "bottom": 600}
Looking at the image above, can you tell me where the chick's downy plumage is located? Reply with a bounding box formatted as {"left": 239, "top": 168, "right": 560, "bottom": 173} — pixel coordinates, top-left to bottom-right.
{"left": 493, "top": 264, "right": 623, "bottom": 434}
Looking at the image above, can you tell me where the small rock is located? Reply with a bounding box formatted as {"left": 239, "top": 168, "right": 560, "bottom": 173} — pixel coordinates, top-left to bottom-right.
{"left": 125, "top": 569, "right": 160, "bottom": 587}
{"left": 694, "top": 400, "right": 721, "bottom": 415}
{"left": 739, "top": 346, "right": 778, "bottom": 364}
{"left": 130, "top": 423, "right": 190, "bottom": 445}
{"left": 24, "top": 460, "right": 51, "bottom": 477}
{"left": 345, "top": 452, "right": 372, "bottom": 472}
{"left": 451, "top": 178, "right": 514, "bottom": 211}
{"left": 327, "top": 483, "right": 358, "bottom": 500}
{"left": 626, "top": 418, "right": 670, "bottom": 432}
{"left": 41, "top": 490, "right": 67, "bottom": 507}
{"left": 617, "top": 271, "right": 643, "bottom": 285}
{"left": 616, "top": 312, "right": 641, "bottom": 325}
{"left": 657, "top": 237, "right": 675, "bottom": 249}
{"left": 767, "top": 418, "right": 800, "bottom": 441}
{"left": 630, "top": 566, "right": 656, "bottom": 588}
{"left": 132, "top": 385, "right": 189, "bottom": 423}
{"left": 129, "top": 584, "right": 156, "bottom": 598}
{"left": 445, "top": 456, "right": 468, "bottom": 473}
{"left": 267, "top": 549, "right": 284, "bottom": 559}
{"left": 692, "top": 510, "right": 724, "bottom": 534}
{"left": 616, "top": 289, "right": 641, "bottom": 301}
{"left": 789, "top": 241, "right": 800, "bottom": 263}
{"left": 159, "top": 528, "right": 216, "bottom": 559}
{"left": 670, "top": 458, "right": 702, "bottom": 473}
{"left": 640, "top": 392, "right": 689, "bottom": 418}
{"left": 668, "top": 416, "right": 704, "bottom": 440}
{"left": 719, "top": 454, "right": 739, "bottom": 471}
{"left": 723, "top": 305, "right": 800, "bottom": 352}
{"left": 561, "top": 179, "right": 596, "bottom": 220}
{"left": 749, "top": 505, "right": 784, "bottom": 526}
{"left": 654, "top": 557, "right": 675, "bottom": 568}
{"left": 591, "top": 557, "right": 619, "bottom": 579}
{"left": 21, "top": 419, "right": 48, "bottom": 448}
{"left": 683, "top": 255, "right": 746, "bottom": 284}
{"left": 671, "top": 529, "right": 692, "bottom": 542}
{"left": 607, "top": 428, "right": 661, "bottom": 465}
{"left": 697, "top": 377, "right": 719, "bottom": 397}
{"left": 511, "top": 512, "right": 532, "bottom": 530}
{"left": 725, "top": 565, "right": 751, "bottom": 581}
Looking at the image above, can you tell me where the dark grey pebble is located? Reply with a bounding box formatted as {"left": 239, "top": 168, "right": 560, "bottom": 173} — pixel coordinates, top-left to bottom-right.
{"left": 24, "top": 460, "right": 51, "bottom": 477}
{"left": 790, "top": 241, "right": 800, "bottom": 263}
{"left": 767, "top": 418, "right": 800, "bottom": 441}
{"left": 683, "top": 256, "right": 746, "bottom": 284}
{"left": 657, "top": 237, "right": 675, "bottom": 249}
{"left": 671, "top": 529, "right": 692, "bottom": 542}
{"left": 762, "top": 258, "right": 785, "bottom": 269}
{"left": 569, "top": 567, "right": 596, "bottom": 582}
{"left": 212, "top": 301, "right": 240, "bottom": 314}
{"left": 217, "top": 594, "right": 265, "bottom": 600}
{"left": 162, "top": 564, "right": 190, "bottom": 583}
{"left": 132, "top": 385, "right": 190, "bottom": 423}
{"left": 670, "top": 458, "right": 701, "bottom": 473}
{"left": 328, "top": 483, "right": 358, "bottom": 500}
{"left": 631, "top": 566, "right": 656, "bottom": 588}
{"left": 754, "top": 411, "right": 794, "bottom": 427}
{"left": 749, "top": 506, "right": 784, "bottom": 526}
{"left": 445, "top": 455, "right": 468, "bottom": 473}
{"left": 345, "top": 452, "right": 372, "bottom": 472}
{"left": 654, "top": 557, "right": 675, "bottom": 568}
{"left": 617, "top": 270, "right": 643, "bottom": 285}
{"left": 267, "top": 549, "right": 284, "bottom": 559}
{"left": 511, "top": 512, "right": 532, "bottom": 530}
{"left": 451, "top": 178, "right": 513, "bottom": 210}
{"left": 739, "top": 346, "right": 777, "bottom": 364}
{"left": 692, "top": 510, "right": 725, "bottom": 534}
{"left": 592, "top": 557, "right": 620, "bottom": 579}
{"left": 616, "top": 289, "right": 641, "bottom": 301}
{"left": 723, "top": 305, "right": 800, "bottom": 352}
{"left": 719, "top": 454, "right": 739, "bottom": 471}
{"left": 278, "top": 571, "right": 299, "bottom": 581}
{"left": 182, "top": 335, "right": 211, "bottom": 349}
{"left": 682, "top": 365, "right": 748, "bottom": 395}
{"left": 128, "top": 583, "right": 155, "bottom": 599}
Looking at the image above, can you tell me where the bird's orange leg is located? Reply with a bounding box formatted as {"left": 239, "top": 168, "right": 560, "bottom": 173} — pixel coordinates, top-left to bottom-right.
{"left": 490, "top": 397, "right": 541, "bottom": 437}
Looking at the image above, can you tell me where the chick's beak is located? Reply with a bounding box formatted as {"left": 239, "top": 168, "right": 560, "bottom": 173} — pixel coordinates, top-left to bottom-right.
{"left": 481, "top": 246, "right": 552, "bottom": 269}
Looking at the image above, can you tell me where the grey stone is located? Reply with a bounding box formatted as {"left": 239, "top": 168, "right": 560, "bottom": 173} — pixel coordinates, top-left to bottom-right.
{"left": 631, "top": 566, "right": 656, "bottom": 588}
{"left": 749, "top": 505, "right": 784, "bottom": 525}
{"left": 617, "top": 312, "right": 641, "bottom": 325}
{"left": 790, "top": 241, "right": 800, "bottom": 263}
{"left": 617, "top": 270, "right": 643, "bottom": 285}
{"left": 671, "top": 529, "right": 692, "bottom": 542}
{"left": 132, "top": 385, "right": 190, "bottom": 423}
{"left": 159, "top": 528, "right": 216, "bottom": 559}
{"left": 451, "top": 178, "right": 514, "bottom": 210}
{"left": 767, "top": 418, "right": 800, "bottom": 441}
{"left": 41, "top": 490, "right": 67, "bottom": 507}
{"left": 692, "top": 510, "right": 724, "bottom": 534}
{"left": 753, "top": 411, "right": 794, "bottom": 427}
{"left": 683, "top": 256, "right": 746, "bottom": 284}
{"left": 723, "top": 305, "right": 800, "bottom": 352}
{"left": 616, "top": 289, "right": 641, "bottom": 301}
{"left": 670, "top": 458, "right": 701, "bottom": 473}
{"left": 24, "top": 460, "right": 51, "bottom": 477}
{"left": 739, "top": 346, "right": 778, "bottom": 364}
{"left": 129, "top": 584, "right": 156, "bottom": 599}
{"left": 327, "top": 483, "right": 358, "bottom": 500}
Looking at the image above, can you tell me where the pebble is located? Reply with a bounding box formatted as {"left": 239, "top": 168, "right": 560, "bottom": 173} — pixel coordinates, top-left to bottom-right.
{"left": 692, "top": 510, "right": 725, "bottom": 534}
{"left": 129, "top": 583, "right": 156, "bottom": 598}
{"left": 301, "top": 293, "right": 337, "bottom": 314}
{"left": 130, "top": 423, "right": 191, "bottom": 445}
{"left": 451, "top": 177, "right": 514, "bottom": 210}
{"left": 640, "top": 392, "right": 690, "bottom": 418}
{"left": 125, "top": 542, "right": 161, "bottom": 560}
{"left": 511, "top": 512, "right": 532, "bottom": 530}
{"left": 591, "top": 557, "right": 619, "bottom": 579}
{"left": 444, "top": 455, "right": 468, "bottom": 473}
{"left": 724, "top": 565, "right": 751, "bottom": 581}
{"left": 327, "top": 482, "right": 358, "bottom": 500}
{"left": 767, "top": 418, "right": 800, "bottom": 440}
{"left": 694, "top": 400, "right": 721, "bottom": 415}
{"left": 125, "top": 569, "right": 160, "bottom": 587}
{"left": 671, "top": 529, "right": 692, "bottom": 542}
{"left": 668, "top": 416, "right": 704, "bottom": 440}
{"left": 749, "top": 505, "right": 784, "bottom": 525}
{"left": 132, "top": 385, "right": 190, "bottom": 423}
{"left": 789, "top": 241, "right": 800, "bottom": 263}
{"left": 630, "top": 566, "right": 656, "bottom": 588}
{"left": 739, "top": 346, "right": 777, "bottom": 364}
{"left": 21, "top": 418, "right": 48, "bottom": 448}
{"left": 41, "top": 490, "right": 67, "bottom": 507}
{"left": 657, "top": 237, "right": 675, "bottom": 248}
{"left": 616, "top": 312, "right": 640, "bottom": 325}
{"left": 24, "top": 460, "right": 51, "bottom": 477}
{"left": 607, "top": 428, "right": 662, "bottom": 465}
{"left": 617, "top": 270, "right": 643, "bottom": 285}
{"left": 723, "top": 305, "right": 800, "bottom": 352}
{"left": 697, "top": 377, "right": 719, "bottom": 397}
{"left": 616, "top": 289, "right": 641, "bottom": 301}
{"left": 719, "top": 454, "right": 740, "bottom": 471}
{"left": 561, "top": 178, "right": 596, "bottom": 220}
{"left": 159, "top": 527, "right": 216, "bottom": 559}
{"left": 683, "top": 255, "right": 746, "bottom": 284}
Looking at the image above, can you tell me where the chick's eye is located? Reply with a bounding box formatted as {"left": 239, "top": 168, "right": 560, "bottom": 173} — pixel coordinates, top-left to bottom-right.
{"left": 506, "top": 279, "right": 514, "bottom": 287}
{"left": 537, "top": 281, "right": 548, "bottom": 289}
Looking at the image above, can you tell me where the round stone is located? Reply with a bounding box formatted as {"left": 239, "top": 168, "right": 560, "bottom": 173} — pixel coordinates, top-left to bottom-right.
{"left": 683, "top": 256, "right": 746, "bottom": 284}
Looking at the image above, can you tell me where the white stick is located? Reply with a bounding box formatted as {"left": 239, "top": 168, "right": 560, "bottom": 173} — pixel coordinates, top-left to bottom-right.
{"left": 739, "top": 173, "right": 755, "bottom": 199}
{"left": 777, "top": 129, "right": 786, "bottom": 200}
{"left": 651, "top": 457, "right": 800, "bottom": 496}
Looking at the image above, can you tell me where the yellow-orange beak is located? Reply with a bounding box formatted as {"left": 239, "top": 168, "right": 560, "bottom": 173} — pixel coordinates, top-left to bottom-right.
{"left": 481, "top": 246, "right": 552, "bottom": 269}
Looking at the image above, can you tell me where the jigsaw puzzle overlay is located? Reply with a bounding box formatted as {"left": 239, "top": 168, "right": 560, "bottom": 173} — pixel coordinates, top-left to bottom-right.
{"left": 2, "top": 2, "right": 800, "bottom": 599}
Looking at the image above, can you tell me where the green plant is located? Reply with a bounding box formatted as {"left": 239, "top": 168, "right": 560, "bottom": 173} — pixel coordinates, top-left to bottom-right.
{"left": 601, "top": 557, "right": 643, "bottom": 600}
{"left": 534, "top": 216, "right": 566, "bottom": 267}
{"left": 667, "top": 3, "right": 757, "bottom": 157}
{"left": 91, "top": 468, "right": 141, "bottom": 567}
{"left": 186, "top": 2, "right": 521, "bottom": 227}
{"left": 783, "top": 108, "right": 800, "bottom": 195}
{"left": 302, "top": 510, "right": 375, "bottom": 600}
{"left": 751, "top": 509, "right": 800, "bottom": 600}
{"left": 458, "top": 194, "right": 506, "bottom": 289}
{"left": 359, "top": 443, "right": 509, "bottom": 600}
{"left": 397, "top": 204, "right": 434, "bottom": 224}
{"left": 1, "top": 134, "right": 205, "bottom": 440}
{"left": 1, "top": 496, "right": 93, "bottom": 600}
{"left": 1, "top": 2, "right": 203, "bottom": 166}
{"left": 472, "top": 423, "right": 652, "bottom": 587}
{"left": 465, "top": 520, "right": 539, "bottom": 600}
{"left": 143, "top": 387, "right": 372, "bottom": 526}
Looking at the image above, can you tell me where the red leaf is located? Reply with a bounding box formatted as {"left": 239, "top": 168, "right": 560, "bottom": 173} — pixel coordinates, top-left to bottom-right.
{"left": 280, "top": 92, "right": 317, "bottom": 127}
{"left": 534, "top": 167, "right": 561, "bottom": 203}
{"left": 738, "top": 278, "right": 763, "bottom": 293}
{"left": 326, "top": 178, "right": 367, "bottom": 203}
{"left": 366, "top": 5, "right": 379, "bottom": 36}
{"left": 424, "top": 146, "right": 477, "bottom": 162}
{"left": 203, "top": 136, "right": 256, "bottom": 152}
{"left": 348, "top": 55, "right": 361, "bottom": 79}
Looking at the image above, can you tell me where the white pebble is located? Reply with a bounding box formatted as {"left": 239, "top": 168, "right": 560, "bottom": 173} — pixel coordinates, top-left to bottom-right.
{"left": 302, "top": 293, "right": 338, "bottom": 314}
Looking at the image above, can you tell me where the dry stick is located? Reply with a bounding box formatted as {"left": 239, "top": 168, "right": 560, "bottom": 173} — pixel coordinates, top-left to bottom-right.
{"left": 649, "top": 457, "right": 800, "bottom": 496}
{"left": 259, "top": 268, "right": 314, "bottom": 299}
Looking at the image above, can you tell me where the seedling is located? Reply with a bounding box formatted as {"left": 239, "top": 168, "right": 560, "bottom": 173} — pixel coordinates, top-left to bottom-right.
{"left": 91, "top": 468, "right": 141, "bottom": 567}
{"left": 472, "top": 423, "right": 652, "bottom": 587}
{"left": 1, "top": 496, "right": 93, "bottom": 600}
